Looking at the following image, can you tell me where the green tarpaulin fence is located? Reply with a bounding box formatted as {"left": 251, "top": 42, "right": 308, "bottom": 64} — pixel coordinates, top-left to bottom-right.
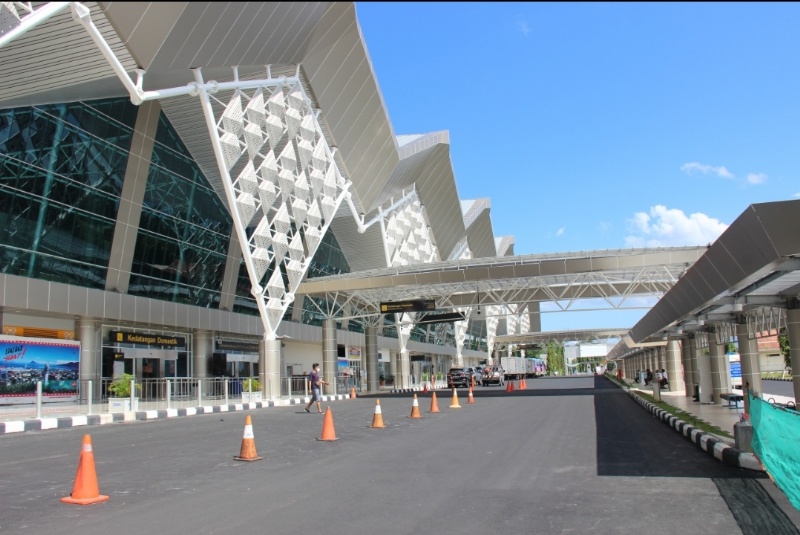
{"left": 750, "top": 393, "right": 800, "bottom": 510}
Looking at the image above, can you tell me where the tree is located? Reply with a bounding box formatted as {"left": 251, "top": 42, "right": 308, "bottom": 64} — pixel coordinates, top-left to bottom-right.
{"left": 546, "top": 341, "right": 565, "bottom": 376}
{"left": 779, "top": 328, "right": 791, "bottom": 370}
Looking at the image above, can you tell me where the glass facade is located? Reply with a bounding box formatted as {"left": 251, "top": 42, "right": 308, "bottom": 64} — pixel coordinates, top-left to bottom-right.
{"left": 127, "top": 113, "right": 231, "bottom": 307}
{"left": 0, "top": 97, "right": 463, "bottom": 352}
{"left": 0, "top": 99, "right": 136, "bottom": 286}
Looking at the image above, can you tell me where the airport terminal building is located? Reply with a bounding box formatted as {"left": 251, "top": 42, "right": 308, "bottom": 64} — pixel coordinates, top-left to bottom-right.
{"left": 0, "top": 2, "right": 517, "bottom": 403}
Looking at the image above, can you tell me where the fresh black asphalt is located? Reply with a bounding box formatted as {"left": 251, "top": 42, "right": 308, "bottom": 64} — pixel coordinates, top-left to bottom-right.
{"left": 1, "top": 376, "right": 798, "bottom": 535}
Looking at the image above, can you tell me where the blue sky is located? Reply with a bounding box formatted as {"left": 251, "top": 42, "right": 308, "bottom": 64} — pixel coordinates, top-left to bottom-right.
{"left": 356, "top": 2, "right": 800, "bottom": 331}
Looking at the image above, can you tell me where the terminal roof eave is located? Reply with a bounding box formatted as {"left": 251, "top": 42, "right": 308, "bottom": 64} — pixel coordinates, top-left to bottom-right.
{"left": 0, "top": 2, "right": 400, "bottom": 217}
{"left": 329, "top": 131, "right": 465, "bottom": 272}
{"left": 629, "top": 199, "right": 800, "bottom": 343}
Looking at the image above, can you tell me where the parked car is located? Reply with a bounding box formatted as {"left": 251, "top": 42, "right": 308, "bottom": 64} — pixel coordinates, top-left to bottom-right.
{"left": 446, "top": 367, "right": 469, "bottom": 388}
{"left": 482, "top": 365, "right": 505, "bottom": 386}
{"left": 465, "top": 367, "right": 482, "bottom": 385}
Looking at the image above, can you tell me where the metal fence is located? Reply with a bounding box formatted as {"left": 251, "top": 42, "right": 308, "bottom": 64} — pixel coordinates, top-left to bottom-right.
{"left": 0, "top": 377, "right": 319, "bottom": 422}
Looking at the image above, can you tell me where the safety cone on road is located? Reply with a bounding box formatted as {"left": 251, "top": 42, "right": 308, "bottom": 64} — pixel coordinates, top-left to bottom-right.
{"left": 408, "top": 393, "right": 422, "bottom": 419}
{"left": 369, "top": 399, "right": 386, "bottom": 428}
{"left": 471, "top": 375, "right": 476, "bottom": 389}
{"left": 350, "top": 386, "right": 357, "bottom": 399}
{"left": 423, "top": 382, "right": 428, "bottom": 394}
{"left": 429, "top": 391, "right": 440, "bottom": 413}
{"left": 233, "top": 414, "right": 264, "bottom": 461}
{"left": 467, "top": 387, "right": 475, "bottom": 404}
{"left": 61, "top": 435, "right": 109, "bottom": 505}
{"left": 521, "top": 377, "right": 527, "bottom": 389}
{"left": 449, "top": 388, "right": 461, "bottom": 408}
{"left": 317, "top": 407, "right": 339, "bottom": 441}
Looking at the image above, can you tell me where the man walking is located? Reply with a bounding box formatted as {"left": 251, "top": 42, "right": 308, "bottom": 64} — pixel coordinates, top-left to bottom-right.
{"left": 305, "top": 363, "right": 329, "bottom": 413}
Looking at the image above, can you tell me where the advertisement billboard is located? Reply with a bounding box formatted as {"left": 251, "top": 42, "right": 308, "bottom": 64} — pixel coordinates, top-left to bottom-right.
{"left": 0, "top": 336, "right": 81, "bottom": 404}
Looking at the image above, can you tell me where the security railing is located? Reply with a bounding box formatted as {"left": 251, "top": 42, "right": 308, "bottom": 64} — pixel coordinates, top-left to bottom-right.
{"left": 0, "top": 377, "right": 323, "bottom": 422}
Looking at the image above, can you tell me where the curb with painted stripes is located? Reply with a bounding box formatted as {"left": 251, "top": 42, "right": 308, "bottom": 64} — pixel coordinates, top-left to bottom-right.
{"left": 0, "top": 394, "right": 350, "bottom": 435}
{"left": 623, "top": 387, "right": 763, "bottom": 471}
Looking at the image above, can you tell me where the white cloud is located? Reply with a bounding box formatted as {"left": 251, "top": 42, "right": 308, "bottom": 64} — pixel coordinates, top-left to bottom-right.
{"left": 680, "top": 162, "right": 734, "bottom": 179}
{"left": 516, "top": 16, "right": 531, "bottom": 36}
{"left": 556, "top": 227, "right": 565, "bottom": 237}
{"left": 795, "top": 192, "right": 800, "bottom": 198}
{"left": 624, "top": 205, "right": 728, "bottom": 247}
{"left": 746, "top": 172, "right": 767, "bottom": 185}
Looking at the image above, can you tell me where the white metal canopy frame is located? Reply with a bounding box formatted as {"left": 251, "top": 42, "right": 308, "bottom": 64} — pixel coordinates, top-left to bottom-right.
{"left": 0, "top": 1, "right": 393, "bottom": 340}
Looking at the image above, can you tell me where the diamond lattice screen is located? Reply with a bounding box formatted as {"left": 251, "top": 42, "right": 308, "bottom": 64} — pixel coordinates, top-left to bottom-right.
{"left": 211, "top": 82, "right": 348, "bottom": 335}
{"left": 385, "top": 197, "right": 438, "bottom": 267}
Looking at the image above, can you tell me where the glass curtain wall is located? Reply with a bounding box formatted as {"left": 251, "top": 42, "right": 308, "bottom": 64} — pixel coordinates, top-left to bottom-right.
{"left": 0, "top": 99, "right": 136, "bottom": 285}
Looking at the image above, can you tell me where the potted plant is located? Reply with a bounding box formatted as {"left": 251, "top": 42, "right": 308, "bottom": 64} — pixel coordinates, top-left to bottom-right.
{"left": 107, "top": 373, "right": 140, "bottom": 413}
{"left": 241, "top": 377, "right": 262, "bottom": 403}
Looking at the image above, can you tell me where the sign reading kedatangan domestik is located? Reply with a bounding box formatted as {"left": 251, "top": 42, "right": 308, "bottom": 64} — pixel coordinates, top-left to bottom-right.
{"left": 380, "top": 300, "right": 436, "bottom": 314}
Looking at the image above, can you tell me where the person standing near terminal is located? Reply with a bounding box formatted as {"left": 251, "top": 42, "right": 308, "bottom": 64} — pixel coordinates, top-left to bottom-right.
{"left": 305, "top": 363, "right": 328, "bottom": 414}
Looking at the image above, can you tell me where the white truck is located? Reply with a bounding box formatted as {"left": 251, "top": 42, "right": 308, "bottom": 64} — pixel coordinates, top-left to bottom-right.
{"left": 500, "top": 356, "right": 525, "bottom": 380}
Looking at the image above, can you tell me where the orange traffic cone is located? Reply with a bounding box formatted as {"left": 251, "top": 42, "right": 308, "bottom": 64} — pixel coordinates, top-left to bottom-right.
{"left": 350, "top": 386, "right": 357, "bottom": 399}
{"left": 233, "top": 414, "right": 264, "bottom": 461}
{"left": 61, "top": 435, "right": 109, "bottom": 505}
{"left": 408, "top": 394, "right": 422, "bottom": 419}
{"left": 423, "top": 382, "right": 428, "bottom": 394}
{"left": 521, "top": 377, "right": 527, "bottom": 389}
{"left": 317, "top": 407, "right": 339, "bottom": 441}
{"left": 369, "top": 399, "right": 386, "bottom": 428}
{"left": 467, "top": 387, "right": 475, "bottom": 404}
{"left": 505, "top": 381, "right": 511, "bottom": 392}
{"left": 429, "top": 391, "right": 440, "bottom": 413}
{"left": 471, "top": 375, "right": 476, "bottom": 389}
{"left": 449, "top": 388, "right": 461, "bottom": 408}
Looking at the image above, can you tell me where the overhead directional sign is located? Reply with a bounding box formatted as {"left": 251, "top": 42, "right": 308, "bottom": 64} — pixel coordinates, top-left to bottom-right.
{"left": 416, "top": 312, "right": 465, "bottom": 325}
{"left": 380, "top": 299, "right": 436, "bottom": 314}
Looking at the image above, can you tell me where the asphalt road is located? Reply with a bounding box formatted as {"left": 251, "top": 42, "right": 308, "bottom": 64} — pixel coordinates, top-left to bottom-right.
{"left": 1, "top": 376, "right": 798, "bottom": 535}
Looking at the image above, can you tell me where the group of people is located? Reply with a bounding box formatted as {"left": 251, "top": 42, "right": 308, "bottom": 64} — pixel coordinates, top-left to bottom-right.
{"left": 639, "top": 368, "right": 669, "bottom": 389}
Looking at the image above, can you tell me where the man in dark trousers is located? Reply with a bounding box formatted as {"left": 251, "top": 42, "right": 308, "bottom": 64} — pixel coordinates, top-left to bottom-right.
{"left": 305, "top": 363, "right": 329, "bottom": 413}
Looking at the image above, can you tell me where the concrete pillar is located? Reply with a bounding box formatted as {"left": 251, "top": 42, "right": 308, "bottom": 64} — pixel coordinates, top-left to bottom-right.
{"left": 681, "top": 338, "right": 694, "bottom": 397}
{"left": 193, "top": 330, "right": 212, "bottom": 397}
{"left": 77, "top": 319, "right": 101, "bottom": 403}
{"left": 400, "top": 348, "right": 410, "bottom": 389}
{"left": 665, "top": 339, "right": 684, "bottom": 393}
{"left": 322, "top": 319, "right": 337, "bottom": 395}
{"left": 694, "top": 336, "right": 713, "bottom": 403}
{"left": 736, "top": 321, "right": 762, "bottom": 396}
{"left": 786, "top": 305, "right": 800, "bottom": 402}
{"left": 365, "top": 325, "right": 379, "bottom": 393}
{"left": 193, "top": 330, "right": 211, "bottom": 380}
{"left": 709, "top": 335, "right": 730, "bottom": 404}
{"left": 708, "top": 333, "right": 728, "bottom": 403}
{"left": 260, "top": 337, "right": 281, "bottom": 401}
{"left": 391, "top": 351, "right": 399, "bottom": 388}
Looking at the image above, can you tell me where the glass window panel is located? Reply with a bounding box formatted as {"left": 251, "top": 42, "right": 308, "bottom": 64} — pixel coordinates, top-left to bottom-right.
{"left": 128, "top": 113, "right": 231, "bottom": 307}
{"left": 0, "top": 99, "right": 135, "bottom": 287}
